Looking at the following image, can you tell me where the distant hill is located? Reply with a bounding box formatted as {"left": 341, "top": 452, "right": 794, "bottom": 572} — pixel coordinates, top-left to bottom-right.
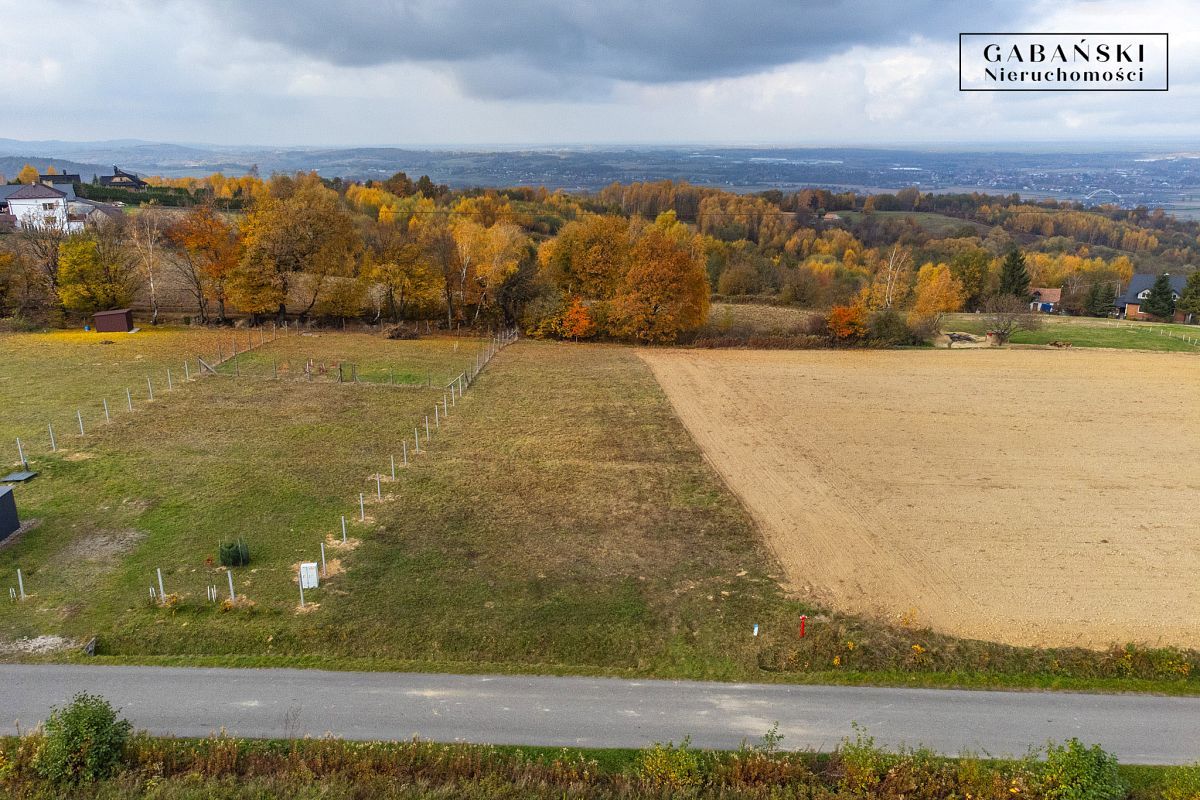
{"left": 0, "top": 156, "right": 107, "bottom": 182}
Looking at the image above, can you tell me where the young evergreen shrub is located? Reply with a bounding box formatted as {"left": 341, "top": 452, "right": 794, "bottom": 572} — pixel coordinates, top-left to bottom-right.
{"left": 35, "top": 693, "right": 131, "bottom": 784}
{"left": 219, "top": 539, "right": 250, "bottom": 567}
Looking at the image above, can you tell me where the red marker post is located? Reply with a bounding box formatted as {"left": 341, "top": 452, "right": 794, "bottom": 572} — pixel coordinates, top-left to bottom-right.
{"left": 799, "top": 615, "right": 807, "bottom": 638}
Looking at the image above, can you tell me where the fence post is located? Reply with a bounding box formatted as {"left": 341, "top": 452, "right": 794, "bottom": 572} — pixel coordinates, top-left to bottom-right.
{"left": 403, "top": 440, "right": 408, "bottom": 466}
{"left": 16, "top": 569, "right": 25, "bottom": 600}
{"left": 77, "top": 409, "right": 85, "bottom": 436}
{"left": 341, "top": 515, "right": 347, "bottom": 543}
{"left": 15, "top": 438, "right": 25, "bottom": 468}
{"left": 227, "top": 570, "right": 236, "bottom": 601}
{"left": 167, "top": 369, "right": 173, "bottom": 390}
{"left": 126, "top": 388, "right": 133, "bottom": 411}
{"left": 48, "top": 424, "right": 56, "bottom": 452}
{"left": 320, "top": 542, "right": 327, "bottom": 577}
{"left": 156, "top": 568, "right": 165, "bottom": 600}
{"left": 359, "top": 493, "right": 366, "bottom": 521}
{"left": 391, "top": 455, "right": 396, "bottom": 480}
{"left": 147, "top": 377, "right": 154, "bottom": 401}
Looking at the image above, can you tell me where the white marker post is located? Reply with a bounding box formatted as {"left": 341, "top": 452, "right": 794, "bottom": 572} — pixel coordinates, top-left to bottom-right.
{"left": 402, "top": 441, "right": 408, "bottom": 466}
{"left": 359, "top": 493, "right": 365, "bottom": 521}
{"left": 414, "top": 429, "right": 420, "bottom": 454}
{"left": 156, "top": 568, "right": 165, "bottom": 601}
{"left": 227, "top": 571, "right": 236, "bottom": 601}
{"left": 434, "top": 404, "right": 439, "bottom": 429}
{"left": 298, "top": 566, "right": 305, "bottom": 608}
{"left": 390, "top": 455, "right": 396, "bottom": 481}
{"left": 48, "top": 424, "right": 56, "bottom": 452}
{"left": 103, "top": 399, "right": 110, "bottom": 422}
{"left": 425, "top": 416, "right": 430, "bottom": 441}
{"left": 16, "top": 569, "right": 25, "bottom": 600}
{"left": 126, "top": 388, "right": 133, "bottom": 411}
{"left": 340, "top": 515, "right": 347, "bottom": 543}
{"left": 376, "top": 474, "right": 382, "bottom": 500}
{"left": 15, "top": 438, "right": 25, "bottom": 467}
{"left": 77, "top": 410, "right": 85, "bottom": 436}
{"left": 167, "top": 369, "right": 173, "bottom": 390}
{"left": 147, "top": 377, "right": 154, "bottom": 401}
{"left": 184, "top": 361, "right": 190, "bottom": 380}
{"left": 320, "top": 542, "right": 327, "bottom": 577}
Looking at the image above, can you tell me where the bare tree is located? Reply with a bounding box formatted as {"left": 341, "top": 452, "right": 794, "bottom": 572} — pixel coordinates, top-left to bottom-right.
{"left": 128, "top": 205, "right": 169, "bottom": 324}
{"left": 17, "top": 218, "right": 69, "bottom": 301}
{"left": 982, "top": 294, "right": 1043, "bottom": 344}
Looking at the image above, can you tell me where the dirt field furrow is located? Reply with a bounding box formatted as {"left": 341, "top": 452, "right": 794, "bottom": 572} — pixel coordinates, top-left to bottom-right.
{"left": 640, "top": 348, "right": 1200, "bottom": 648}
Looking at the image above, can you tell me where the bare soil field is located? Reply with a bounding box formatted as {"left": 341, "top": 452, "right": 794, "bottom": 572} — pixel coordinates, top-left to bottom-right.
{"left": 640, "top": 347, "right": 1200, "bottom": 649}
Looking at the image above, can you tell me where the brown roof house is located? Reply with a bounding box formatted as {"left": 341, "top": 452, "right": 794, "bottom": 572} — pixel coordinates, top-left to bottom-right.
{"left": 1030, "top": 287, "right": 1062, "bottom": 313}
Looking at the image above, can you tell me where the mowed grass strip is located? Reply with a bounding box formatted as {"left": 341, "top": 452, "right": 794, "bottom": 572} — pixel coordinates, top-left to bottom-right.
{"left": 325, "top": 340, "right": 804, "bottom": 675}
{"left": 944, "top": 313, "right": 1200, "bottom": 352}
{"left": 216, "top": 329, "right": 487, "bottom": 386}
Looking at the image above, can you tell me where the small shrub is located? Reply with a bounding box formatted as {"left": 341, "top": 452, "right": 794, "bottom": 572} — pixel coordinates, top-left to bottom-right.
{"left": 35, "top": 693, "right": 132, "bottom": 784}
{"left": 1036, "top": 738, "right": 1125, "bottom": 800}
{"left": 219, "top": 539, "right": 250, "bottom": 568}
{"left": 638, "top": 736, "right": 703, "bottom": 789}
{"left": 867, "top": 308, "right": 919, "bottom": 345}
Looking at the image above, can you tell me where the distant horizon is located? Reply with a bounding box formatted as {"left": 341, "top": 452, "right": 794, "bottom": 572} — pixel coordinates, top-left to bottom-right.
{"left": 2, "top": 136, "right": 1199, "bottom": 155}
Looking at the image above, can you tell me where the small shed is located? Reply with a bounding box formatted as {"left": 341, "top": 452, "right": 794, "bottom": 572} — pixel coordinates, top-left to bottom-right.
{"left": 0, "top": 486, "right": 19, "bottom": 542}
{"left": 93, "top": 308, "right": 134, "bottom": 333}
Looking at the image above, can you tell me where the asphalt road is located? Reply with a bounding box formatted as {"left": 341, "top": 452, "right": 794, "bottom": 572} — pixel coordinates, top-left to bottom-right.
{"left": 1, "top": 665, "right": 1197, "bottom": 764}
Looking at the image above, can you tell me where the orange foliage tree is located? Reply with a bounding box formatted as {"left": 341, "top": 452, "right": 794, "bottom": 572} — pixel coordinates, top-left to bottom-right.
{"left": 559, "top": 296, "right": 596, "bottom": 340}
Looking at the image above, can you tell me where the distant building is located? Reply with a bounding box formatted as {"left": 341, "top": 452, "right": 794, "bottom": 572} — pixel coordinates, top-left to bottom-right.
{"left": 98, "top": 166, "right": 148, "bottom": 190}
{"left": 40, "top": 173, "right": 82, "bottom": 194}
{"left": 0, "top": 183, "right": 84, "bottom": 232}
{"left": 822, "top": 212, "right": 843, "bottom": 223}
{"left": 1114, "top": 274, "right": 1188, "bottom": 322}
{"left": 1029, "top": 287, "right": 1061, "bottom": 313}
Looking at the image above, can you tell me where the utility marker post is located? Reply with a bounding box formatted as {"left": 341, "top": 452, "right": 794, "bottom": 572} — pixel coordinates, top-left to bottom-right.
{"left": 414, "top": 429, "right": 420, "bottom": 454}
{"left": 227, "top": 570, "right": 236, "bottom": 601}
{"left": 126, "top": 388, "right": 133, "bottom": 411}
{"left": 167, "top": 369, "right": 173, "bottom": 390}
{"left": 15, "top": 438, "right": 25, "bottom": 468}
{"left": 359, "top": 493, "right": 366, "bottom": 521}
{"left": 402, "top": 441, "right": 408, "bottom": 466}
{"left": 156, "top": 568, "right": 165, "bottom": 601}
{"left": 434, "top": 404, "right": 439, "bottom": 429}
{"left": 147, "top": 377, "right": 154, "bottom": 401}
{"left": 376, "top": 474, "right": 382, "bottom": 500}
{"left": 320, "top": 542, "right": 327, "bottom": 577}
{"left": 184, "top": 361, "right": 190, "bottom": 380}
{"left": 48, "top": 424, "right": 56, "bottom": 452}
{"left": 77, "top": 409, "right": 85, "bottom": 436}
{"left": 425, "top": 416, "right": 430, "bottom": 441}
{"left": 390, "top": 454, "right": 396, "bottom": 481}
{"left": 16, "top": 569, "right": 25, "bottom": 600}
{"left": 341, "top": 515, "right": 347, "bottom": 543}
{"left": 103, "top": 399, "right": 110, "bottom": 422}
{"left": 298, "top": 567, "right": 305, "bottom": 608}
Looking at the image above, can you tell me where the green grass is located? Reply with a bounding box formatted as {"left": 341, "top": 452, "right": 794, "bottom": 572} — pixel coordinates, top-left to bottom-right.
{"left": 944, "top": 314, "right": 1200, "bottom": 352}
{"left": 838, "top": 210, "right": 989, "bottom": 236}
{"left": 2, "top": 331, "right": 1199, "bottom": 694}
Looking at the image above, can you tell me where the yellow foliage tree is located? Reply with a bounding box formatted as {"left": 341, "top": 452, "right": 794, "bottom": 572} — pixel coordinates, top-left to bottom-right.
{"left": 907, "top": 262, "right": 966, "bottom": 330}
{"left": 17, "top": 164, "right": 39, "bottom": 185}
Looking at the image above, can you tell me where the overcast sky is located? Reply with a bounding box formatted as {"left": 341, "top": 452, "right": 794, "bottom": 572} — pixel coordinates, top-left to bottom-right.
{"left": 2, "top": 0, "right": 1196, "bottom": 147}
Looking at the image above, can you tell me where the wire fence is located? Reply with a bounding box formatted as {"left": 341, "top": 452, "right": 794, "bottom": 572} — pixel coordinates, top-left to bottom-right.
{"left": 3, "top": 327, "right": 520, "bottom": 628}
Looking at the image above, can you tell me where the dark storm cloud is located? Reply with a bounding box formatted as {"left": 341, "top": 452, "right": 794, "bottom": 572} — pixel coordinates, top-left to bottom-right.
{"left": 196, "top": 0, "right": 1007, "bottom": 97}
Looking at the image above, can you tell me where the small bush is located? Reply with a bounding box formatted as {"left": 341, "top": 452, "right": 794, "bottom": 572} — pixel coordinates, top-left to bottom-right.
{"left": 638, "top": 737, "right": 704, "bottom": 789}
{"left": 219, "top": 539, "right": 250, "bottom": 568}
{"left": 1036, "top": 738, "right": 1125, "bottom": 800}
{"left": 35, "top": 693, "right": 131, "bottom": 784}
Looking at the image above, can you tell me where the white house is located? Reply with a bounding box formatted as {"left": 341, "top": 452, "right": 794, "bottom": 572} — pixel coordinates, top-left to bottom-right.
{"left": 0, "top": 183, "right": 84, "bottom": 232}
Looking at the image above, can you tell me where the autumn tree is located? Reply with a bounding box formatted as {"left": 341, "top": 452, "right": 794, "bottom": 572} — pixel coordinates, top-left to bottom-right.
{"left": 948, "top": 248, "right": 991, "bottom": 310}
{"left": 537, "top": 214, "right": 631, "bottom": 299}
{"left": 998, "top": 248, "right": 1031, "bottom": 298}
{"left": 166, "top": 204, "right": 240, "bottom": 322}
{"left": 411, "top": 211, "right": 461, "bottom": 325}
{"left": 233, "top": 174, "right": 360, "bottom": 321}
{"left": 863, "top": 244, "right": 913, "bottom": 310}
{"left": 17, "top": 164, "right": 38, "bottom": 185}
{"left": 610, "top": 222, "right": 709, "bottom": 343}
{"left": 907, "top": 262, "right": 965, "bottom": 333}
{"left": 368, "top": 242, "right": 443, "bottom": 321}
{"left": 57, "top": 234, "right": 140, "bottom": 313}
{"left": 560, "top": 296, "right": 596, "bottom": 340}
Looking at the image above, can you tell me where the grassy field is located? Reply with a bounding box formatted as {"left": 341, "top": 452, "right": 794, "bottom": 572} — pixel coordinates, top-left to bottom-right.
{"left": 705, "top": 302, "right": 820, "bottom": 336}
{"left": 837, "top": 210, "right": 989, "bottom": 236}
{"left": 3, "top": 329, "right": 1200, "bottom": 692}
{"left": 944, "top": 314, "right": 1200, "bottom": 352}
